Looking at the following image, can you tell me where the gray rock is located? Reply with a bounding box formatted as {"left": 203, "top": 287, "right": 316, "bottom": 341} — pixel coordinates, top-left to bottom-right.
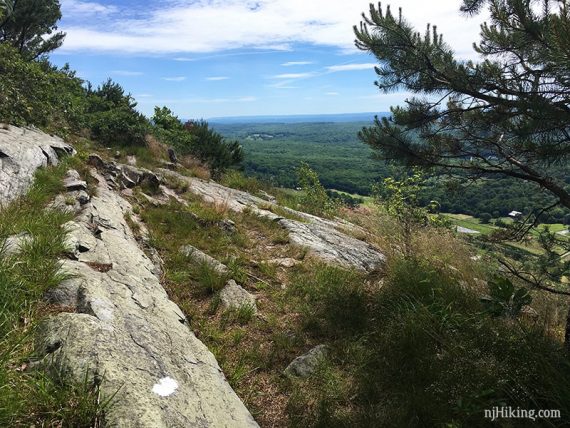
{"left": 0, "top": 126, "right": 75, "bottom": 205}
{"left": 64, "top": 179, "right": 88, "bottom": 192}
{"left": 2, "top": 232, "right": 32, "bottom": 257}
{"left": 126, "top": 155, "right": 137, "bottom": 166}
{"left": 180, "top": 245, "right": 228, "bottom": 275}
{"left": 279, "top": 219, "right": 385, "bottom": 272}
{"left": 219, "top": 280, "right": 257, "bottom": 313}
{"left": 258, "top": 190, "right": 276, "bottom": 203}
{"left": 159, "top": 169, "right": 385, "bottom": 272}
{"left": 168, "top": 147, "right": 178, "bottom": 164}
{"left": 284, "top": 345, "right": 328, "bottom": 378}
{"left": 267, "top": 258, "right": 298, "bottom": 268}
{"left": 43, "top": 277, "right": 81, "bottom": 308}
{"left": 76, "top": 190, "right": 90, "bottom": 205}
{"left": 38, "top": 170, "right": 258, "bottom": 427}
{"left": 218, "top": 219, "right": 237, "bottom": 234}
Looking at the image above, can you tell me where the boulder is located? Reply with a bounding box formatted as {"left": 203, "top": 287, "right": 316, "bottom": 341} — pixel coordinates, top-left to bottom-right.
{"left": 284, "top": 345, "right": 328, "bottom": 378}
{"left": 219, "top": 280, "right": 257, "bottom": 313}
{"left": 179, "top": 245, "right": 228, "bottom": 275}
{"left": 0, "top": 125, "right": 75, "bottom": 204}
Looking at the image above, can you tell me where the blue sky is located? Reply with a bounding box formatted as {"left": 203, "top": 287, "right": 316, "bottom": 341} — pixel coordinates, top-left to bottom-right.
{"left": 51, "top": 0, "right": 485, "bottom": 119}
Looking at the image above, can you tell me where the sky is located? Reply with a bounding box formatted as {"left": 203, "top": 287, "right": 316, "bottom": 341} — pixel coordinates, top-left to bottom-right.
{"left": 51, "top": 0, "right": 487, "bottom": 119}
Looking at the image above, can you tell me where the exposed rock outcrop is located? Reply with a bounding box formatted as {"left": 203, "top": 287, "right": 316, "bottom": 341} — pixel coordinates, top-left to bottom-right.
{"left": 160, "top": 169, "right": 386, "bottom": 272}
{"left": 0, "top": 125, "right": 75, "bottom": 205}
{"left": 40, "top": 170, "right": 258, "bottom": 427}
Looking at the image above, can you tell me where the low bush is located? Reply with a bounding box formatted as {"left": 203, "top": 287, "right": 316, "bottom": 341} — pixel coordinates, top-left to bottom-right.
{"left": 287, "top": 258, "right": 570, "bottom": 427}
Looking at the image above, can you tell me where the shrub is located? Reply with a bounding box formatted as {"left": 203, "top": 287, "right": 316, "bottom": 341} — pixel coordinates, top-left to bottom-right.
{"left": 287, "top": 257, "right": 570, "bottom": 427}
{"left": 296, "top": 162, "right": 339, "bottom": 217}
{"left": 0, "top": 44, "right": 87, "bottom": 132}
{"left": 152, "top": 107, "right": 243, "bottom": 176}
{"left": 86, "top": 79, "right": 149, "bottom": 146}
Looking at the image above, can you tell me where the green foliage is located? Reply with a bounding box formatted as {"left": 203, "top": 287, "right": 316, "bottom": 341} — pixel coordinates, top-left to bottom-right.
{"left": 185, "top": 120, "right": 243, "bottom": 176}
{"left": 0, "top": 44, "right": 86, "bottom": 131}
{"left": 0, "top": 164, "right": 110, "bottom": 426}
{"left": 288, "top": 258, "right": 570, "bottom": 427}
{"left": 289, "top": 263, "right": 367, "bottom": 338}
{"left": 152, "top": 108, "right": 243, "bottom": 175}
{"left": 87, "top": 79, "right": 149, "bottom": 146}
{"left": 296, "top": 162, "right": 339, "bottom": 217}
{"left": 481, "top": 277, "right": 532, "bottom": 319}
{"left": 355, "top": 1, "right": 570, "bottom": 213}
{"left": 214, "top": 121, "right": 387, "bottom": 195}
{"left": 373, "top": 171, "right": 449, "bottom": 254}
{"left": 0, "top": 0, "right": 65, "bottom": 59}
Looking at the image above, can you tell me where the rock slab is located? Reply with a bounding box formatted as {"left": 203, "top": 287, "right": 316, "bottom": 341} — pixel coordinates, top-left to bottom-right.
{"left": 160, "top": 169, "right": 386, "bottom": 272}
{"left": 0, "top": 125, "right": 75, "bottom": 205}
{"left": 40, "top": 170, "right": 258, "bottom": 427}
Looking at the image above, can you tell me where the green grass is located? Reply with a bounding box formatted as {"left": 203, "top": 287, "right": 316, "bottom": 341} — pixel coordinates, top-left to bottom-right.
{"left": 0, "top": 163, "right": 110, "bottom": 426}
{"left": 286, "top": 258, "right": 570, "bottom": 427}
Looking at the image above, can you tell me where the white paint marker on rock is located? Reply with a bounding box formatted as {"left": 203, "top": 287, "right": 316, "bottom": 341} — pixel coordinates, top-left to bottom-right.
{"left": 152, "top": 377, "right": 179, "bottom": 397}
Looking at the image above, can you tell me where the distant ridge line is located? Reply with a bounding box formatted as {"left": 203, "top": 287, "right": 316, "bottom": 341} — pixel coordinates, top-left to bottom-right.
{"left": 207, "top": 112, "right": 390, "bottom": 124}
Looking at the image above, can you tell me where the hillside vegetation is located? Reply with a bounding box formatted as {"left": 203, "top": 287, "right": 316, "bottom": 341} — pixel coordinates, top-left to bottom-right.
{"left": 2, "top": 0, "right": 570, "bottom": 426}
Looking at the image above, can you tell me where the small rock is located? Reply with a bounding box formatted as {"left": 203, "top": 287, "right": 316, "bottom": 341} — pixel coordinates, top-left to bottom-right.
{"left": 64, "top": 170, "right": 87, "bottom": 191}
{"left": 168, "top": 147, "right": 178, "bottom": 164}
{"left": 87, "top": 154, "right": 105, "bottom": 169}
{"left": 114, "top": 150, "right": 121, "bottom": 159}
{"left": 284, "top": 345, "right": 328, "bottom": 378}
{"left": 119, "top": 172, "right": 137, "bottom": 189}
{"left": 180, "top": 245, "right": 228, "bottom": 274}
{"left": 218, "top": 219, "right": 237, "bottom": 234}
{"left": 76, "top": 190, "right": 90, "bottom": 205}
{"left": 219, "top": 280, "right": 257, "bottom": 313}
{"left": 44, "top": 277, "right": 80, "bottom": 308}
{"left": 267, "top": 258, "right": 298, "bottom": 268}
{"left": 258, "top": 190, "right": 276, "bottom": 203}
{"left": 64, "top": 179, "right": 88, "bottom": 192}
{"left": 66, "top": 169, "right": 81, "bottom": 180}
{"left": 126, "top": 155, "right": 137, "bottom": 166}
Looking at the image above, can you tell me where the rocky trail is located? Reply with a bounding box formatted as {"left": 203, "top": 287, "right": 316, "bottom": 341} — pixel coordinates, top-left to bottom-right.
{"left": 0, "top": 125, "right": 386, "bottom": 426}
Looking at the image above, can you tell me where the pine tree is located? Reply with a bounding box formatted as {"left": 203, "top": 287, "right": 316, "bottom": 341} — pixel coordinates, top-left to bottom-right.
{"left": 354, "top": 0, "right": 570, "bottom": 345}
{"left": 0, "top": 0, "right": 65, "bottom": 58}
{"left": 355, "top": 0, "right": 570, "bottom": 210}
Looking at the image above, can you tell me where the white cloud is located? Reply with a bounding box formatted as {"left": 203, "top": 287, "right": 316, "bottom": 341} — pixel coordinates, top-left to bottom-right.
{"left": 162, "top": 76, "right": 186, "bottom": 82}
{"left": 282, "top": 61, "right": 314, "bottom": 66}
{"left": 272, "top": 73, "right": 315, "bottom": 79}
{"left": 112, "top": 70, "right": 144, "bottom": 76}
{"left": 326, "top": 63, "right": 376, "bottom": 72}
{"left": 60, "top": 0, "right": 486, "bottom": 59}
{"left": 61, "top": 0, "right": 117, "bottom": 16}
{"left": 206, "top": 76, "right": 229, "bottom": 81}
{"left": 238, "top": 96, "right": 257, "bottom": 102}
{"left": 325, "top": 92, "right": 340, "bottom": 96}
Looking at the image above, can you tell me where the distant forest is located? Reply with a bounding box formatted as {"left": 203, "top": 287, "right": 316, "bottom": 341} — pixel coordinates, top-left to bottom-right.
{"left": 213, "top": 122, "right": 570, "bottom": 224}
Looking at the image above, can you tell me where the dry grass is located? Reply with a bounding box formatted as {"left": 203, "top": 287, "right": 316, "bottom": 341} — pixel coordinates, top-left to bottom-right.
{"left": 180, "top": 155, "right": 211, "bottom": 180}
{"left": 145, "top": 134, "right": 169, "bottom": 160}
